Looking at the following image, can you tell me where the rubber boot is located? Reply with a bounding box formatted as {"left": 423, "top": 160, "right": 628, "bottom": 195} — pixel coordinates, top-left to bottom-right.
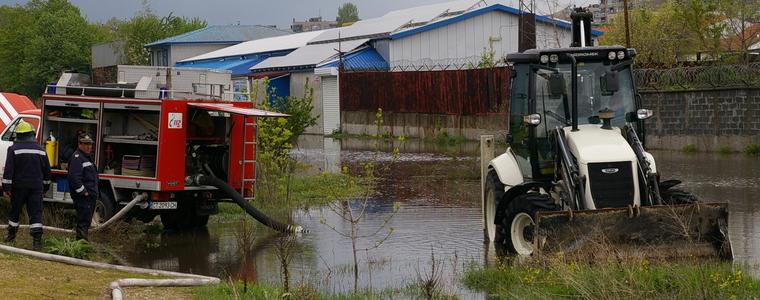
{"left": 32, "top": 233, "right": 43, "bottom": 250}
{"left": 4, "top": 226, "right": 17, "bottom": 243}
{"left": 76, "top": 227, "right": 88, "bottom": 242}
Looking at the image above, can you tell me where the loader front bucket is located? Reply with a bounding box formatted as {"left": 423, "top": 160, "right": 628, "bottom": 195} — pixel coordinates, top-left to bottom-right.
{"left": 534, "top": 203, "right": 732, "bottom": 260}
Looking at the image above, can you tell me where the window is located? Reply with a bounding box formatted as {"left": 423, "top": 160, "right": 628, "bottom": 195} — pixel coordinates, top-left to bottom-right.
{"left": 1, "top": 117, "right": 40, "bottom": 141}
{"left": 233, "top": 79, "right": 249, "bottom": 101}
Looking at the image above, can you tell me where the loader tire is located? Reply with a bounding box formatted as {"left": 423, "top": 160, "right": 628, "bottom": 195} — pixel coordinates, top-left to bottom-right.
{"left": 661, "top": 188, "right": 698, "bottom": 205}
{"left": 500, "top": 193, "right": 555, "bottom": 256}
{"left": 484, "top": 171, "right": 505, "bottom": 243}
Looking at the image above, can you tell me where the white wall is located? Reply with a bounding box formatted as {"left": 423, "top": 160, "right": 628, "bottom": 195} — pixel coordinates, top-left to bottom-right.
{"left": 389, "top": 10, "right": 574, "bottom": 69}
{"left": 290, "top": 71, "right": 324, "bottom": 135}
{"left": 169, "top": 44, "right": 230, "bottom": 66}
{"left": 92, "top": 41, "right": 126, "bottom": 68}
{"left": 116, "top": 65, "right": 232, "bottom": 99}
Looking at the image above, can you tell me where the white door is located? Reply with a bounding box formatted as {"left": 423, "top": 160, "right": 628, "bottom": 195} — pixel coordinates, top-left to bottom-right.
{"left": 321, "top": 76, "right": 340, "bottom": 135}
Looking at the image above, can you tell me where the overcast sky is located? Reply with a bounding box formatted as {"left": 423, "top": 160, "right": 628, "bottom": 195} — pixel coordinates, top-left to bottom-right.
{"left": 0, "top": 0, "right": 597, "bottom": 29}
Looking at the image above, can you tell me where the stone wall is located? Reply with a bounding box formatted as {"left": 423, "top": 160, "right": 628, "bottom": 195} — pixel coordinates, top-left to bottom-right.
{"left": 641, "top": 88, "right": 760, "bottom": 151}
{"left": 340, "top": 111, "right": 508, "bottom": 140}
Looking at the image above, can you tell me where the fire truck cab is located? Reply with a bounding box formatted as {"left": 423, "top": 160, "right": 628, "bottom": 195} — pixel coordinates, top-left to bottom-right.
{"left": 2, "top": 71, "right": 284, "bottom": 230}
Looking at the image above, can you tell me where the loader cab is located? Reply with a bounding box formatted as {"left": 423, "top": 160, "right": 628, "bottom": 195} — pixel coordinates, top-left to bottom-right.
{"left": 506, "top": 46, "right": 642, "bottom": 181}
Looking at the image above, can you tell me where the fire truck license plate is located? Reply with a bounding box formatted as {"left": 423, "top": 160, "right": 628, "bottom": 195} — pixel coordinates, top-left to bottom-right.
{"left": 151, "top": 201, "right": 178, "bottom": 210}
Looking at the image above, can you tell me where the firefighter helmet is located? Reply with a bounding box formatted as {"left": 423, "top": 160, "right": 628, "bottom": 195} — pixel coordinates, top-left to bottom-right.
{"left": 15, "top": 120, "right": 34, "bottom": 134}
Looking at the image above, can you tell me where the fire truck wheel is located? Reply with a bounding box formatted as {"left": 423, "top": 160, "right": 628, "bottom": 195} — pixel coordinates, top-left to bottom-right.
{"left": 93, "top": 190, "right": 116, "bottom": 226}
{"left": 160, "top": 212, "right": 187, "bottom": 231}
{"left": 160, "top": 201, "right": 209, "bottom": 231}
{"left": 194, "top": 215, "right": 209, "bottom": 227}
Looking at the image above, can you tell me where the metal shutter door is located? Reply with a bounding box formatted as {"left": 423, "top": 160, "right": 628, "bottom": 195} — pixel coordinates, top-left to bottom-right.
{"left": 321, "top": 76, "right": 340, "bottom": 134}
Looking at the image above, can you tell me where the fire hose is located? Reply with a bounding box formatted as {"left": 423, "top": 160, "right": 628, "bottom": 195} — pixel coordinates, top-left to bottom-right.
{"left": 192, "top": 174, "right": 304, "bottom": 233}
{"left": 0, "top": 192, "right": 148, "bottom": 234}
{"left": 0, "top": 243, "right": 219, "bottom": 299}
{"left": 0, "top": 192, "right": 219, "bottom": 298}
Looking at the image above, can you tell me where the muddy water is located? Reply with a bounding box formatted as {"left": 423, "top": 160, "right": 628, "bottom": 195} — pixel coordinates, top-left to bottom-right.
{"left": 119, "top": 137, "right": 760, "bottom": 296}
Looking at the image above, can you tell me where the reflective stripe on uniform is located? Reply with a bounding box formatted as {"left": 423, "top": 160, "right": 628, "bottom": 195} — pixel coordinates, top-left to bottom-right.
{"left": 1, "top": 179, "right": 11, "bottom": 184}
{"left": 13, "top": 149, "right": 46, "bottom": 156}
{"left": 29, "top": 223, "right": 43, "bottom": 228}
{"left": 43, "top": 180, "right": 51, "bottom": 184}
{"left": 75, "top": 186, "right": 85, "bottom": 193}
{"left": 8, "top": 221, "right": 19, "bottom": 227}
{"left": 82, "top": 162, "right": 93, "bottom": 168}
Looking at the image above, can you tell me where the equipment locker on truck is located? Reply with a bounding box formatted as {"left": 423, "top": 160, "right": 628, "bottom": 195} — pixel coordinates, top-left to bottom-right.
{"left": 1, "top": 69, "right": 301, "bottom": 233}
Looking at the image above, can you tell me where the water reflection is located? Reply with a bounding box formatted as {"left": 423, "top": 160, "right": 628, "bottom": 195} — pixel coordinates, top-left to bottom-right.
{"left": 118, "top": 138, "right": 760, "bottom": 298}
{"left": 652, "top": 150, "right": 760, "bottom": 276}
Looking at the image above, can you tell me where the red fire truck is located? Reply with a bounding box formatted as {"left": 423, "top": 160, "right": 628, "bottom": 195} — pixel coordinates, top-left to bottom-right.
{"left": 1, "top": 72, "right": 286, "bottom": 230}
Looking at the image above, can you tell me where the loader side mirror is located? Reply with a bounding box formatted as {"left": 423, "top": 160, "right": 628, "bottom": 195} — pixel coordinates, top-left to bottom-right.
{"left": 548, "top": 73, "right": 565, "bottom": 98}
{"left": 523, "top": 114, "right": 541, "bottom": 126}
{"left": 600, "top": 71, "right": 619, "bottom": 96}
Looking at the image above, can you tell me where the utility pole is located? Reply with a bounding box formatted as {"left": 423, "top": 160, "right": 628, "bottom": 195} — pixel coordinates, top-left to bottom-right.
{"left": 518, "top": 0, "right": 536, "bottom": 52}
{"left": 623, "top": 0, "right": 631, "bottom": 48}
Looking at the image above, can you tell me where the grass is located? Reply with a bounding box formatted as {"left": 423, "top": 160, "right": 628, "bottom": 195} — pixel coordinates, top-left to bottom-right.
{"left": 211, "top": 172, "right": 367, "bottom": 223}
{"left": 193, "top": 280, "right": 405, "bottom": 300}
{"left": 717, "top": 146, "right": 736, "bottom": 155}
{"left": 745, "top": 144, "right": 760, "bottom": 156}
{"left": 44, "top": 237, "right": 94, "bottom": 259}
{"left": 462, "top": 258, "right": 760, "bottom": 299}
{"left": 0, "top": 252, "right": 193, "bottom": 299}
{"left": 429, "top": 131, "right": 468, "bottom": 146}
{"left": 682, "top": 144, "right": 698, "bottom": 153}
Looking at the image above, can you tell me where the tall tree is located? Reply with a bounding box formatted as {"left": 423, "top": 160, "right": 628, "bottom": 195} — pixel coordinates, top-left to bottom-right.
{"left": 0, "top": 0, "right": 99, "bottom": 98}
{"left": 718, "top": 0, "right": 760, "bottom": 63}
{"left": 337, "top": 3, "right": 359, "bottom": 26}
{"left": 600, "top": 2, "right": 726, "bottom": 67}
{"left": 116, "top": 8, "right": 206, "bottom": 65}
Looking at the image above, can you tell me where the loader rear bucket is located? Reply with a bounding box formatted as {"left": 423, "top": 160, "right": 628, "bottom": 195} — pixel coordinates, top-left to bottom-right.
{"left": 533, "top": 203, "right": 732, "bottom": 260}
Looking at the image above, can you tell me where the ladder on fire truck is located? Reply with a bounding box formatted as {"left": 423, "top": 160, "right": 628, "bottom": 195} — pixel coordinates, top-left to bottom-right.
{"left": 240, "top": 116, "right": 256, "bottom": 201}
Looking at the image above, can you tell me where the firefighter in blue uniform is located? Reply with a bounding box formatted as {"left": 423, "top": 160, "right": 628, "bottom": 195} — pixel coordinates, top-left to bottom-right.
{"left": 3, "top": 120, "right": 51, "bottom": 250}
{"left": 68, "top": 133, "right": 98, "bottom": 241}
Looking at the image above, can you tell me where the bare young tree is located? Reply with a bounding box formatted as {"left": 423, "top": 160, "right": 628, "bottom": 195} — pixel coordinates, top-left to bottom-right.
{"left": 320, "top": 108, "right": 402, "bottom": 292}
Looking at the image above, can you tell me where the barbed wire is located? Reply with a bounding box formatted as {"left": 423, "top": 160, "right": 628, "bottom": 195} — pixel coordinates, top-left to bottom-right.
{"left": 342, "top": 56, "right": 508, "bottom": 73}
{"left": 633, "top": 63, "right": 760, "bottom": 92}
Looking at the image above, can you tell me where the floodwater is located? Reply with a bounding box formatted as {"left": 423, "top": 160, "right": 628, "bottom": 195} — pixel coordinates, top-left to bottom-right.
{"left": 118, "top": 136, "right": 760, "bottom": 297}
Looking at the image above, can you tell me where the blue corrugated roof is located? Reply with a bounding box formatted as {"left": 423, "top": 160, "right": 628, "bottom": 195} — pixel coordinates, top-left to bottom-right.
{"left": 175, "top": 57, "right": 263, "bottom": 76}
{"left": 145, "top": 25, "right": 291, "bottom": 48}
{"left": 175, "top": 50, "right": 292, "bottom": 76}
{"left": 319, "top": 47, "right": 389, "bottom": 71}
{"left": 391, "top": 4, "right": 603, "bottom": 40}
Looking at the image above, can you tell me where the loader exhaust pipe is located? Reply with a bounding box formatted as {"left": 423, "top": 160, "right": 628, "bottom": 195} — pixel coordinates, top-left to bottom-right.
{"left": 193, "top": 174, "right": 304, "bottom": 234}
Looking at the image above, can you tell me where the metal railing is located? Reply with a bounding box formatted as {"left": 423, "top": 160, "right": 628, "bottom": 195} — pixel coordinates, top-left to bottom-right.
{"left": 44, "top": 84, "right": 250, "bottom": 101}
{"left": 634, "top": 63, "right": 760, "bottom": 92}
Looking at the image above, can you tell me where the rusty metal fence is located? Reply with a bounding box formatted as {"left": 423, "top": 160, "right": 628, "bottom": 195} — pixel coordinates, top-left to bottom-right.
{"left": 340, "top": 67, "right": 510, "bottom": 115}
{"left": 634, "top": 63, "right": 760, "bottom": 92}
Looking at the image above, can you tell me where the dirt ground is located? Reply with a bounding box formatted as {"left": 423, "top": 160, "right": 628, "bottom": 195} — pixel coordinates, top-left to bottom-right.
{"left": 0, "top": 251, "right": 194, "bottom": 299}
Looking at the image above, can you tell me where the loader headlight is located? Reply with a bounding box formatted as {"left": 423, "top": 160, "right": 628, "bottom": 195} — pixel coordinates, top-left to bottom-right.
{"left": 637, "top": 109, "right": 653, "bottom": 120}
{"left": 608, "top": 51, "right": 617, "bottom": 60}
{"left": 523, "top": 114, "right": 542, "bottom": 126}
{"left": 540, "top": 55, "right": 549, "bottom": 64}
{"left": 617, "top": 51, "right": 625, "bottom": 60}
{"left": 549, "top": 54, "right": 559, "bottom": 63}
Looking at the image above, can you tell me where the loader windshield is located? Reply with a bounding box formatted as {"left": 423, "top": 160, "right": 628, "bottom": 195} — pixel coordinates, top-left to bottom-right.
{"left": 534, "top": 60, "right": 636, "bottom": 137}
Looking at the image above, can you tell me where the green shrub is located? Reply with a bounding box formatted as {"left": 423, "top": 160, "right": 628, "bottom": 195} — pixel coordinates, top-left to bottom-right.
{"left": 44, "top": 237, "right": 94, "bottom": 259}
{"left": 717, "top": 146, "right": 735, "bottom": 155}
{"left": 744, "top": 144, "right": 760, "bottom": 156}
{"left": 681, "top": 144, "right": 698, "bottom": 153}
{"left": 433, "top": 132, "right": 467, "bottom": 146}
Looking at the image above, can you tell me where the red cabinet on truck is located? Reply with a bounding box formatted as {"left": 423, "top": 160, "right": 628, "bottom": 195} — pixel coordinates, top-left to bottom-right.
{"left": 30, "top": 87, "right": 284, "bottom": 229}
